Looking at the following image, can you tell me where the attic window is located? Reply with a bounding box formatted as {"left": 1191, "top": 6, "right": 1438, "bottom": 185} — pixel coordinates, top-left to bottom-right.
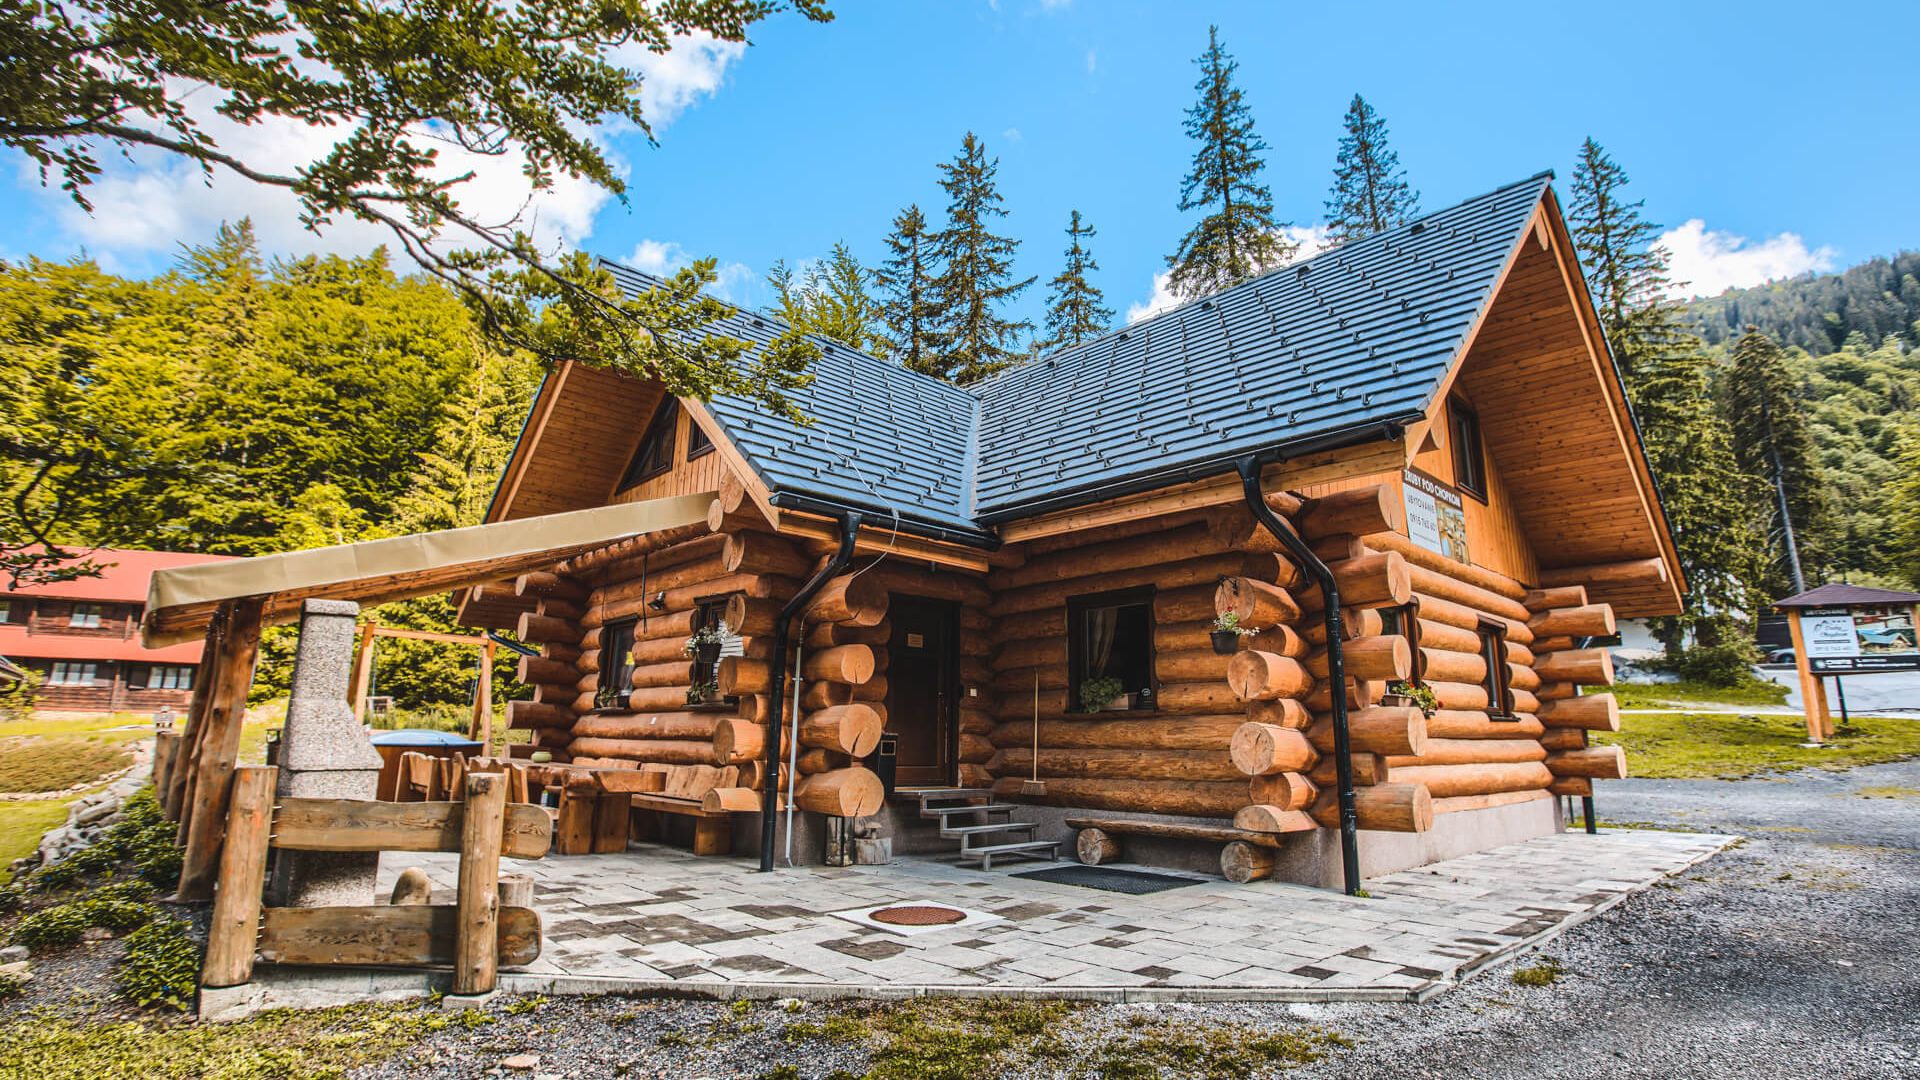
{"left": 686, "top": 417, "right": 714, "bottom": 461}
{"left": 1448, "top": 398, "right": 1487, "bottom": 501}
{"left": 620, "top": 396, "right": 680, "bottom": 489}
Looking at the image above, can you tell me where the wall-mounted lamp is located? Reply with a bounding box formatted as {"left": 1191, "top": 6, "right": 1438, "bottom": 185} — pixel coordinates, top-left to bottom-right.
{"left": 647, "top": 590, "right": 668, "bottom": 612}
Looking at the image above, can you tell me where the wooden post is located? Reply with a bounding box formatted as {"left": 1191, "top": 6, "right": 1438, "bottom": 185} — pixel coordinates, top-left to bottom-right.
{"left": 1784, "top": 610, "right": 1831, "bottom": 743}
{"left": 177, "top": 597, "right": 266, "bottom": 902}
{"left": 152, "top": 732, "right": 183, "bottom": 814}
{"left": 454, "top": 772, "right": 506, "bottom": 995}
{"left": 349, "top": 619, "right": 379, "bottom": 724}
{"left": 471, "top": 641, "right": 495, "bottom": 754}
{"left": 168, "top": 613, "right": 227, "bottom": 821}
{"left": 201, "top": 765, "right": 277, "bottom": 988}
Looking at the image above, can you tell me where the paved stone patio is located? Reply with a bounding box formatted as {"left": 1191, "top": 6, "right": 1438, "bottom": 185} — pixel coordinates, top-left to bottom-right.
{"left": 374, "top": 827, "right": 1732, "bottom": 1002}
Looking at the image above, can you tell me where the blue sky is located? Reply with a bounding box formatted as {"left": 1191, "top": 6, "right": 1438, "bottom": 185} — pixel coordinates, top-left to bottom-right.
{"left": 9, "top": 0, "right": 1917, "bottom": 330}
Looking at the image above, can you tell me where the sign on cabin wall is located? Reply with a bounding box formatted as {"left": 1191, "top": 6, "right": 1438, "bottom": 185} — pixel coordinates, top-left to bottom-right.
{"left": 1403, "top": 469, "right": 1470, "bottom": 565}
{"left": 1803, "top": 605, "right": 1920, "bottom": 674}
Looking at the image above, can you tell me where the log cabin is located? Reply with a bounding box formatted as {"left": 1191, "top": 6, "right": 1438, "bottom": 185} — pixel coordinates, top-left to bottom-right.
{"left": 1, "top": 548, "right": 234, "bottom": 713}
{"left": 458, "top": 172, "right": 1682, "bottom": 888}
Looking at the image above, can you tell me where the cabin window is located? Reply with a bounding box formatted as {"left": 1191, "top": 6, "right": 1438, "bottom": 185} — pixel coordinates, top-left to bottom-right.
{"left": 0, "top": 599, "right": 11, "bottom": 623}
{"left": 596, "top": 617, "right": 638, "bottom": 710}
{"left": 1067, "top": 586, "right": 1156, "bottom": 713}
{"left": 1477, "top": 618, "right": 1514, "bottom": 720}
{"left": 127, "top": 664, "right": 193, "bottom": 691}
{"left": 686, "top": 418, "right": 714, "bottom": 461}
{"left": 688, "top": 595, "right": 743, "bottom": 706}
{"left": 68, "top": 603, "right": 103, "bottom": 629}
{"left": 1449, "top": 399, "right": 1487, "bottom": 500}
{"left": 619, "top": 397, "right": 681, "bottom": 489}
{"left": 1381, "top": 599, "right": 1424, "bottom": 684}
{"left": 49, "top": 662, "right": 99, "bottom": 686}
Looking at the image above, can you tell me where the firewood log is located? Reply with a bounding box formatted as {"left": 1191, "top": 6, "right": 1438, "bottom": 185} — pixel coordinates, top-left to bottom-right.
{"left": 1076, "top": 828, "right": 1121, "bottom": 865}
{"left": 1220, "top": 841, "right": 1276, "bottom": 883}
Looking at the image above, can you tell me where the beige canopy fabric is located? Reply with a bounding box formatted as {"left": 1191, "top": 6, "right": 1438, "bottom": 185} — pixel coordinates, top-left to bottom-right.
{"left": 142, "top": 493, "right": 714, "bottom": 647}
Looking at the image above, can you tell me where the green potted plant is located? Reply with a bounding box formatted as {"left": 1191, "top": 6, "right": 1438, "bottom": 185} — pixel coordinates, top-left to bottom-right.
{"left": 1383, "top": 680, "right": 1439, "bottom": 718}
{"left": 1209, "top": 611, "right": 1256, "bottom": 655}
{"left": 686, "top": 679, "right": 719, "bottom": 706}
{"left": 1079, "top": 675, "right": 1129, "bottom": 713}
{"left": 683, "top": 624, "right": 726, "bottom": 667}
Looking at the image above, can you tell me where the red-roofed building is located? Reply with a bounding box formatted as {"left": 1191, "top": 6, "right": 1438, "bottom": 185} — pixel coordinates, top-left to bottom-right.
{"left": 1, "top": 548, "right": 236, "bottom": 712}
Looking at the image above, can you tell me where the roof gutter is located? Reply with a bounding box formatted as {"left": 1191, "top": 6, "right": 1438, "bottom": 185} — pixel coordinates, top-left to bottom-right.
{"left": 974, "top": 413, "right": 1427, "bottom": 526}
{"left": 1234, "top": 454, "right": 1364, "bottom": 896}
{"left": 767, "top": 491, "right": 1002, "bottom": 551}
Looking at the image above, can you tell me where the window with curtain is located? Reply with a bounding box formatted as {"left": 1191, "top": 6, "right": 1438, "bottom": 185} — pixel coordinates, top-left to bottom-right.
{"left": 688, "top": 595, "right": 743, "bottom": 706}
{"left": 49, "top": 662, "right": 98, "bottom": 686}
{"left": 595, "top": 618, "right": 639, "bottom": 710}
{"left": 618, "top": 396, "right": 681, "bottom": 489}
{"left": 1067, "top": 586, "right": 1156, "bottom": 712}
{"left": 131, "top": 664, "right": 194, "bottom": 691}
{"left": 68, "top": 603, "right": 103, "bottom": 628}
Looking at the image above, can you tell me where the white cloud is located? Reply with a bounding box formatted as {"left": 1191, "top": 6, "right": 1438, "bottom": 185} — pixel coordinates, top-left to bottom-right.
{"left": 622, "top": 239, "right": 753, "bottom": 301}
{"left": 26, "top": 30, "right": 748, "bottom": 267}
{"left": 1659, "top": 219, "right": 1837, "bottom": 300}
{"left": 1085, "top": 49, "right": 1098, "bottom": 74}
{"left": 1126, "top": 225, "right": 1334, "bottom": 323}
{"left": 1002, "top": 127, "right": 1023, "bottom": 143}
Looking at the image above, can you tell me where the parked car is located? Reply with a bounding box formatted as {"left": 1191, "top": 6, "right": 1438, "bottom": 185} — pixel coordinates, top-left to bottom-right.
{"left": 1766, "top": 646, "right": 1796, "bottom": 665}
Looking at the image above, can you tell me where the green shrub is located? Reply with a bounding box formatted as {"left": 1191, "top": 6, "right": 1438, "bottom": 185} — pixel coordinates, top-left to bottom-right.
{"left": 1511, "top": 958, "right": 1563, "bottom": 987}
{"left": 0, "top": 971, "right": 21, "bottom": 998}
{"left": 1671, "top": 639, "right": 1762, "bottom": 687}
{"left": 10, "top": 894, "right": 159, "bottom": 951}
{"left": 116, "top": 918, "right": 200, "bottom": 1011}
{"left": 27, "top": 787, "right": 181, "bottom": 893}
{"left": 11, "top": 904, "right": 92, "bottom": 950}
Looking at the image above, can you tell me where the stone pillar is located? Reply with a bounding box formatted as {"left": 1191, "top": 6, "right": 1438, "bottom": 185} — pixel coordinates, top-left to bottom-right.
{"left": 268, "top": 599, "right": 386, "bottom": 907}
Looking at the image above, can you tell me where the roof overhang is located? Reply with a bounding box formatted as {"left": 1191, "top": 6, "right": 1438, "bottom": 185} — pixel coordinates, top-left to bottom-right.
{"left": 141, "top": 494, "right": 713, "bottom": 647}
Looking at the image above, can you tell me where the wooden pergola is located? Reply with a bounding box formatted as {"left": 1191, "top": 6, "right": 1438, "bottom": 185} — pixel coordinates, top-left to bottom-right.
{"left": 142, "top": 494, "right": 713, "bottom": 901}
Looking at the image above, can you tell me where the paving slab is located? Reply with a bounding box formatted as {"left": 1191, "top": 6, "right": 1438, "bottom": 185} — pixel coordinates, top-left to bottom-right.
{"left": 349, "top": 827, "right": 1732, "bottom": 1003}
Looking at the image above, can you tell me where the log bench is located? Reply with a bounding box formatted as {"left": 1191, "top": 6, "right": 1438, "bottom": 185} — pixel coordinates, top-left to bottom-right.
{"left": 532, "top": 762, "right": 737, "bottom": 857}
{"left": 1065, "top": 816, "right": 1286, "bottom": 884}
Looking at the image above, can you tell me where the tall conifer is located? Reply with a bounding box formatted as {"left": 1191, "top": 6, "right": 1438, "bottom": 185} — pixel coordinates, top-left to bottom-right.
{"left": 767, "top": 243, "right": 884, "bottom": 357}
{"left": 1041, "top": 210, "right": 1113, "bottom": 351}
{"left": 1570, "top": 138, "right": 1766, "bottom": 659}
{"left": 930, "top": 132, "right": 1033, "bottom": 384}
{"left": 1167, "top": 26, "right": 1289, "bottom": 299}
{"left": 1724, "top": 328, "right": 1831, "bottom": 593}
{"left": 875, "top": 204, "right": 941, "bottom": 376}
{"left": 1325, "top": 94, "right": 1418, "bottom": 243}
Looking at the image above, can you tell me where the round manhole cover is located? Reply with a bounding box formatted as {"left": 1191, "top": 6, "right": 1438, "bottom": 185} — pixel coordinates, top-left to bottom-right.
{"left": 869, "top": 905, "right": 966, "bottom": 926}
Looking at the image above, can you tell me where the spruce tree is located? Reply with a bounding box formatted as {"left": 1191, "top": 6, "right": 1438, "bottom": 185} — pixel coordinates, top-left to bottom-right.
{"left": 930, "top": 132, "right": 1034, "bottom": 384}
{"left": 1167, "top": 26, "right": 1289, "bottom": 300}
{"left": 1569, "top": 137, "right": 1766, "bottom": 662}
{"left": 1041, "top": 210, "right": 1114, "bottom": 351}
{"left": 1724, "top": 328, "right": 1832, "bottom": 593}
{"left": 875, "top": 204, "right": 941, "bottom": 376}
{"left": 767, "top": 243, "right": 884, "bottom": 357}
{"left": 1891, "top": 424, "right": 1920, "bottom": 589}
{"left": 1325, "top": 94, "right": 1419, "bottom": 243}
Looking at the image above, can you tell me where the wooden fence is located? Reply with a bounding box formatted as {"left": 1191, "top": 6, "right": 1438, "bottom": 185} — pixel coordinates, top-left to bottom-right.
{"left": 201, "top": 765, "right": 552, "bottom": 995}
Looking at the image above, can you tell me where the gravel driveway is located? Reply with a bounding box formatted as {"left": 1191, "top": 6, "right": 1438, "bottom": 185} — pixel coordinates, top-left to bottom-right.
{"left": 354, "top": 761, "right": 1920, "bottom": 1079}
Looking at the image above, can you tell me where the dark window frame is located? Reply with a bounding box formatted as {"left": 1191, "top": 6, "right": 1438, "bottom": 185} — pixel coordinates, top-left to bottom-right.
{"left": 595, "top": 617, "right": 639, "bottom": 711}
{"left": 1477, "top": 617, "right": 1515, "bottom": 721}
{"left": 688, "top": 594, "right": 740, "bottom": 708}
{"left": 1065, "top": 585, "right": 1158, "bottom": 714}
{"left": 1449, "top": 397, "right": 1488, "bottom": 502}
{"left": 618, "top": 397, "right": 681, "bottom": 490}
{"left": 686, "top": 417, "right": 714, "bottom": 461}
{"left": 1381, "top": 597, "right": 1425, "bottom": 685}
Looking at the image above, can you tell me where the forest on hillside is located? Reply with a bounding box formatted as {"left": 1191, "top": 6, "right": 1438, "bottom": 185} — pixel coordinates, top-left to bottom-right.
{"left": 0, "top": 225, "right": 542, "bottom": 710}
{"left": 1685, "top": 251, "right": 1920, "bottom": 354}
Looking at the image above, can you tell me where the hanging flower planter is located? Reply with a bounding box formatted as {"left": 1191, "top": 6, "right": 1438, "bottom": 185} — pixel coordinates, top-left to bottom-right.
{"left": 1210, "top": 628, "right": 1242, "bottom": 655}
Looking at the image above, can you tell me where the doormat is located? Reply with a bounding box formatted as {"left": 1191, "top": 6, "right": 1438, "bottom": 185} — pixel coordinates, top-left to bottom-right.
{"left": 1011, "top": 865, "right": 1206, "bottom": 895}
{"left": 871, "top": 904, "right": 967, "bottom": 926}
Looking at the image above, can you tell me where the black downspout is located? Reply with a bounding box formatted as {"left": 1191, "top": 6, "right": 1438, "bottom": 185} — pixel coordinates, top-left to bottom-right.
{"left": 1235, "top": 457, "right": 1363, "bottom": 896}
{"left": 759, "top": 511, "right": 863, "bottom": 872}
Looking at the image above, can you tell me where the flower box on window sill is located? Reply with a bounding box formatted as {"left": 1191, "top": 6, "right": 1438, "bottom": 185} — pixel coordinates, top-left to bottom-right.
{"left": 1101, "top": 693, "right": 1137, "bottom": 712}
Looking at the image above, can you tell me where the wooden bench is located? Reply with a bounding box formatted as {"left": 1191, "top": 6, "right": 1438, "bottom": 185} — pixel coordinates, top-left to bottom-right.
{"left": 1065, "top": 816, "right": 1285, "bottom": 884}
{"left": 530, "top": 762, "right": 739, "bottom": 856}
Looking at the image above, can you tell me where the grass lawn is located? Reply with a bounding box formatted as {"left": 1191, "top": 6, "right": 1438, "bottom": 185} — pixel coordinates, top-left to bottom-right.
{"left": 0, "top": 1003, "right": 443, "bottom": 1079}
{"left": 0, "top": 798, "right": 83, "bottom": 883}
{"left": 0, "top": 736, "right": 132, "bottom": 793}
{"left": 1612, "top": 679, "right": 1791, "bottom": 709}
{"left": 1598, "top": 711, "right": 1920, "bottom": 779}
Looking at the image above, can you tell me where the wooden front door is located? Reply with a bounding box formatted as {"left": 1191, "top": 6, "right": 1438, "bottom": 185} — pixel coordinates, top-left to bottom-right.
{"left": 884, "top": 594, "right": 957, "bottom": 787}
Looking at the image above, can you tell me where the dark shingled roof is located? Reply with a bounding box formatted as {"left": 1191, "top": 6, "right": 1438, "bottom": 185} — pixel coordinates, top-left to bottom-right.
{"left": 599, "top": 172, "right": 1552, "bottom": 539}
{"left": 1774, "top": 583, "right": 1920, "bottom": 609}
